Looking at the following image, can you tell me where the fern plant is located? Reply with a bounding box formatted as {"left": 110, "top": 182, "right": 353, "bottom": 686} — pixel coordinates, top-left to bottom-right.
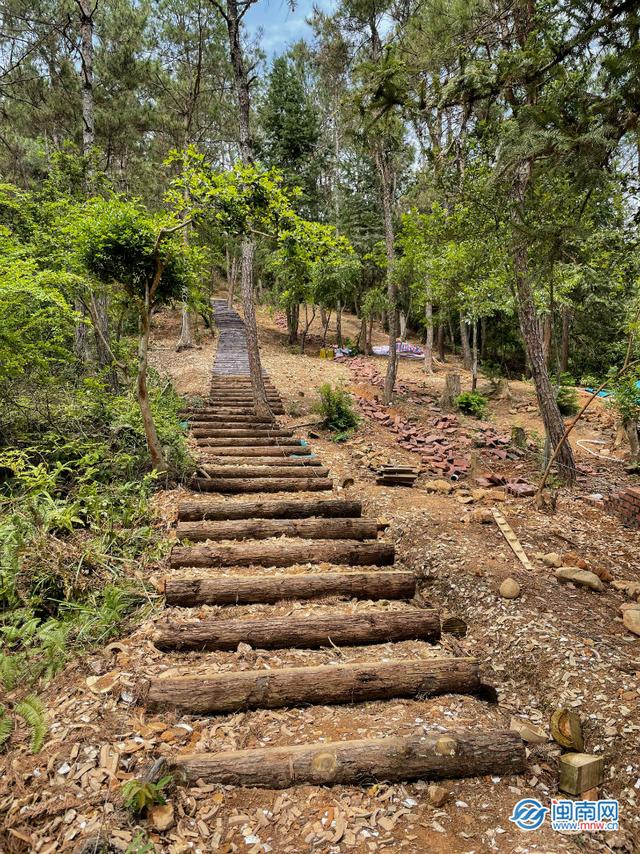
{"left": 0, "top": 695, "right": 46, "bottom": 753}
{"left": 0, "top": 706, "right": 12, "bottom": 748}
{"left": 14, "top": 695, "right": 47, "bottom": 752}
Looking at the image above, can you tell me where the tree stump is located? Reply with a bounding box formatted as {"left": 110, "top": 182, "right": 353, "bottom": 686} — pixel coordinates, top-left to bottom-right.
{"left": 440, "top": 372, "right": 461, "bottom": 410}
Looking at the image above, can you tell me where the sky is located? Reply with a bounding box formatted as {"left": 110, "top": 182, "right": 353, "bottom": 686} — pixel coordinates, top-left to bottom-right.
{"left": 244, "top": 0, "right": 336, "bottom": 56}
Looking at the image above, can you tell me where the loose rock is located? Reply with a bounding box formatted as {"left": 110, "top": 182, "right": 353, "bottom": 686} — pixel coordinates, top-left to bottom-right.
{"left": 149, "top": 803, "right": 174, "bottom": 832}
{"left": 555, "top": 567, "right": 604, "bottom": 592}
{"left": 466, "top": 508, "right": 494, "bottom": 524}
{"left": 499, "top": 578, "right": 521, "bottom": 600}
{"left": 428, "top": 784, "right": 450, "bottom": 807}
{"left": 622, "top": 609, "right": 640, "bottom": 636}
{"left": 424, "top": 479, "right": 454, "bottom": 495}
{"left": 542, "top": 552, "right": 563, "bottom": 568}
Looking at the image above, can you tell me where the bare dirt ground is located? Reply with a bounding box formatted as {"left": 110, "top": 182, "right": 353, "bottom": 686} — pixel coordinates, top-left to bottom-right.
{"left": 2, "top": 303, "right": 639, "bottom": 854}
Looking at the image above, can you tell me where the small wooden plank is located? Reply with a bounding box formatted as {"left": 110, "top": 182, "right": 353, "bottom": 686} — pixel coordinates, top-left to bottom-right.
{"left": 492, "top": 509, "right": 533, "bottom": 571}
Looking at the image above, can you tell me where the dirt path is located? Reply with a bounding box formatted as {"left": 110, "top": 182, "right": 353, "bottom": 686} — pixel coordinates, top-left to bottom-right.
{"left": 2, "top": 304, "right": 638, "bottom": 853}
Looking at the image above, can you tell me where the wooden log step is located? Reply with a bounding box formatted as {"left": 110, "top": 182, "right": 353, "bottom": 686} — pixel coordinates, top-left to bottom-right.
{"left": 196, "top": 456, "right": 322, "bottom": 467}
{"left": 177, "top": 517, "right": 384, "bottom": 543}
{"left": 143, "top": 656, "right": 479, "bottom": 713}
{"left": 196, "top": 446, "right": 312, "bottom": 457}
{"left": 190, "top": 476, "right": 334, "bottom": 493}
{"left": 163, "top": 569, "right": 415, "bottom": 605}
{"left": 190, "top": 422, "right": 280, "bottom": 432}
{"left": 208, "top": 389, "right": 281, "bottom": 395}
{"left": 191, "top": 428, "right": 293, "bottom": 439}
{"left": 207, "top": 400, "right": 282, "bottom": 408}
{"left": 152, "top": 608, "right": 439, "bottom": 651}
{"left": 209, "top": 378, "right": 277, "bottom": 385}
{"left": 170, "top": 730, "right": 525, "bottom": 788}
{"left": 177, "top": 498, "right": 362, "bottom": 522}
{"left": 170, "top": 538, "right": 394, "bottom": 568}
{"left": 185, "top": 408, "right": 258, "bottom": 417}
{"left": 195, "top": 465, "right": 330, "bottom": 480}
{"left": 208, "top": 383, "right": 279, "bottom": 390}
{"left": 186, "top": 414, "right": 274, "bottom": 424}
{"left": 208, "top": 395, "right": 282, "bottom": 403}
{"left": 196, "top": 437, "right": 303, "bottom": 447}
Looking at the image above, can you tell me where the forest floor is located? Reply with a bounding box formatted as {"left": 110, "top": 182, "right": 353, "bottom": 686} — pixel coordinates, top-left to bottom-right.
{"left": 2, "top": 303, "right": 639, "bottom": 854}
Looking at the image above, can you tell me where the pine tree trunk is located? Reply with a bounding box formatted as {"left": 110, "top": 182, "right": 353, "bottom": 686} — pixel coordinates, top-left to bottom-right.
{"left": 219, "top": 0, "right": 269, "bottom": 415}
{"left": 177, "top": 289, "right": 194, "bottom": 352}
{"left": 322, "top": 309, "right": 331, "bottom": 346}
{"left": 448, "top": 317, "right": 456, "bottom": 354}
{"left": 77, "top": 0, "right": 95, "bottom": 153}
{"left": 241, "top": 238, "right": 271, "bottom": 418}
{"left": 424, "top": 299, "right": 434, "bottom": 374}
{"left": 460, "top": 314, "right": 472, "bottom": 370}
{"left": 399, "top": 310, "right": 407, "bottom": 342}
{"left": 377, "top": 148, "right": 397, "bottom": 405}
{"left": 437, "top": 323, "right": 445, "bottom": 361}
{"left": 336, "top": 300, "right": 343, "bottom": 348}
{"left": 542, "top": 315, "right": 552, "bottom": 367}
{"left": 286, "top": 304, "right": 299, "bottom": 344}
{"left": 511, "top": 163, "right": 576, "bottom": 483}
{"left": 560, "top": 308, "right": 570, "bottom": 373}
{"left": 74, "top": 301, "right": 90, "bottom": 363}
{"left": 471, "top": 320, "right": 478, "bottom": 391}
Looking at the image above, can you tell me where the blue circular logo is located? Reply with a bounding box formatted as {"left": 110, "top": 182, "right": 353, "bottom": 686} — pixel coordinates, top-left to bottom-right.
{"left": 509, "top": 798, "right": 549, "bottom": 831}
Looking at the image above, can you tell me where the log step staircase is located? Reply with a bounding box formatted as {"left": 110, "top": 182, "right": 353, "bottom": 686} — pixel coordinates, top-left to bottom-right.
{"left": 139, "top": 299, "right": 525, "bottom": 790}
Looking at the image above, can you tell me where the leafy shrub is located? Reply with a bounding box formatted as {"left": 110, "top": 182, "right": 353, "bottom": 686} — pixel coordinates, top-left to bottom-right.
{"left": 313, "top": 383, "right": 359, "bottom": 438}
{"left": 455, "top": 391, "right": 488, "bottom": 418}
{"left": 608, "top": 370, "right": 640, "bottom": 424}
{"left": 556, "top": 384, "right": 580, "bottom": 415}
{"left": 580, "top": 374, "right": 601, "bottom": 389}
{"left": 122, "top": 775, "right": 173, "bottom": 816}
{"left": 0, "top": 375, "right": 187, "bottom": 692}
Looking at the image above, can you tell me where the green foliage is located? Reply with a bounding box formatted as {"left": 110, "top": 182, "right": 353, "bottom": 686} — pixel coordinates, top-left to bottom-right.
{"left": 125, "top": 832, "right": 156, "bottom": 854}
{"left": 76, "top": 197, "right": 197, "bottom": 305}
{"left": 122, "top": 775, "right": 173, "bottom": 816}
{"left": 609, "top": 372, "right": 640, "bottom": 424}
{"left": 456, "top": 391, "right": 488, "bottom": 419}
{"left": 14, "top": 695, "right": 46, "bottom": 752}
{"left": 0, "top": 707, "right": 12, "bottom": 747}
{"left": 0, "top": 695, "right": 47, "bottom": 753}
{"left": 260, "top": 54, "right": 323, "bottom": 216}
{"left": 0, "top": 376, "right": 187, "bottom": 690}
{"left": 555, "top": 380, "right": 580, "bottom": 416}
{"left": 314, "top": 383, "right": 359, "bottom": 438}
{"left": 580, "top": 374, "right": 601, "bottom": 389}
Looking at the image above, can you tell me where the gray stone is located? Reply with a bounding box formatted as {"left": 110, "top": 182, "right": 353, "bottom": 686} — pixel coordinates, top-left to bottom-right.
{"left": 555, "top": 567, "right": 604, "bottom": 592}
